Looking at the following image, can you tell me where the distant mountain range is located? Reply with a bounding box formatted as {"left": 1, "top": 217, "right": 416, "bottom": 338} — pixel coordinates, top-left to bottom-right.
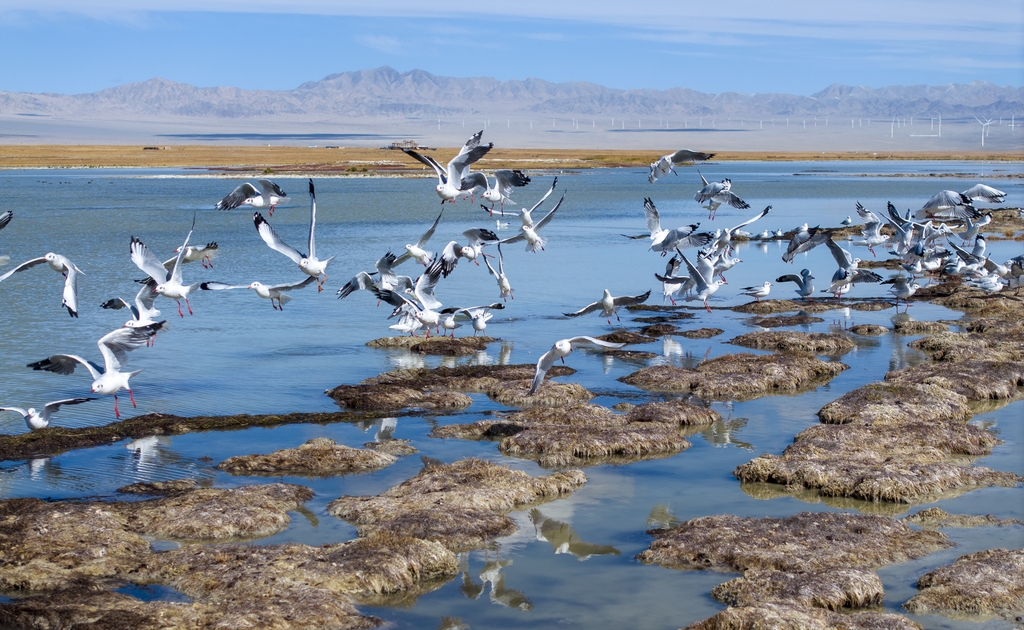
{"left": 1, "top": 67, "right": 1020, "bottom": 120}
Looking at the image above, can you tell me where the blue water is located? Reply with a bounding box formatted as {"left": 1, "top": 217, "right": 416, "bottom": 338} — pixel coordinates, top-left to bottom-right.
{"left": 0, "top": 162, "right": 1021, "bottom": 628}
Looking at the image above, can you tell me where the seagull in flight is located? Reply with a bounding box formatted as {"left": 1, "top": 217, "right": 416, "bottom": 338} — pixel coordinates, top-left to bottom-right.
{"left": 782, "top": 223, "right": 829, "bottom": 264}
{"left": 482, "top": 244, "right": 514, "bottom": 301}
{"left": 101, "top": 278, "right": 162, "bottom": 337}
{"left": 395, "top": 210, "right": 444, "bottom": 268}
{"left": 641, "top": 198, "right": 712, "bottom": 256}
{"left": 499, "top": 191, "right": 566, "bottom": 253}
{"left": 709, "top": 205, "right": 771, "bottom": 256}
{"left": 216, "top": 179, "right": 289, "bottom": 215}
{"left": 402, "top": 130, "right": 493, "bottom": 205}
{"left": 0, "top": 397, "right": 96, "bottom": 431}
{"left": 565, "top": 289, "right": 651, "bottom": 324}
{"left": 0, "top": 252, "right": 84, "bottom": 317}
{"left": 254, "top": 179, "right": 335, "bottom": 291}
{"left": 915, "top": 190, "right": 980, "bottom": 221}
{"left": 201, "top": 276, "right": 317, "bottom": 310}
{"left": 131, "top": 215, "right": 201, "bottom": 317}
{"left": 462, "top": 169, "right": 531, "bottom": 213}
{"left": 648, "top": 149, "right": 714, "bottom": 183}
{"left": 960, "top": 183, "right": 1005, "bottom": 204}
{"left": 694, "top": 172, "right": 750, "bottom": 220}
{"left": 776, "top": 269, "right": 816, "bottom": 300}
{"left": 679, "top": 251, "right": 722, "bottom": 312}
{"left": 27, "top": 322, "right": 165, "bottom": 418}
{"left": 528, "top": 337, "right": 626, "bottom": 395}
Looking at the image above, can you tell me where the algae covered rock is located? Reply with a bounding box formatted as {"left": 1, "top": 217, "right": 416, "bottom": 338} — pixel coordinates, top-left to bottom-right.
{"left": 817, "top": 382, "right": 971, "bottom": 425}
{"left": 885, "top": 360, "right": 1024, "bottom": 401}
{"left": 751, "top": 314, "right": 825, "bottom": 328}
{"left": 684, "top": 602, "right": 923, "bottom": 630}
{"left": 327, "top": 458, "right": 587, "bottom": 551}
{"left": 217, "top": 437, "right": 397, "bottom": 476}
{"left": 487, "top": 380, "right": 595, "bottom": 408}
{"left": 625, "top": 399, "right": 721, "bottom": 426}
{"left": 710, "top": 567, "right": 884, "bottom": 610}
{"left": 892, "top": 319, "right": 949, "bottom": 334}
{"left": 902, "top": 507, "right": 1023, "bottom": 529}
{"left": 731, "top": 299, "right": 800, "bottom": 314}
{"left": 849, "top": 323, "right": 888, "bottom": 336}
{"left": 621, "top": 353, "right": 848, "bottom": 401}
{"left": 730, "top": 331, "right": 854, "bottom": 355}
{"left": 638, "top": 512, "right": 951, "bottom": 572}
{"left": 678, "top": 327, "right": 724, "bottom": 339}
{"left": 903, "top": 548, "right": 1024, "bottom": 622}
{"left": 499, "top": 423, "right": 691, "bottom": 468}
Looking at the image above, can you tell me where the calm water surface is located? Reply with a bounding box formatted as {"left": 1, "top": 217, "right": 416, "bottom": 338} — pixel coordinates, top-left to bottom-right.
{"left": 0, "top": 162, "right": 1021, "bottom": 628}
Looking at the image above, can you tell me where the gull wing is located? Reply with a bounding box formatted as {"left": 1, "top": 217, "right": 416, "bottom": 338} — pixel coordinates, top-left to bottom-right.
{"left": 463, "top": 227, "right": 500, "bottom": 247}
{"left": 395, "top": 209, "right": 444, "bottom": 266}
{"left": 643, "top": 197, "right": 661, "bottom": 235}
{"left": 0, "top": 406, "right": 28, "bottom": 418}
{"left": 679, "top": 253, "right": 709, "bottom": 292}
{"left": 215, "top": 182, "right": 259, "bottom": 210}
{"left": 101, "top": 297, "right": 132, "bottom": 311}
{"left": 494, "top": 169, "right": 530, "bottom": 196}
{"left": 721, "top": 191, "right": 751, "bottom": 210}
{"left": 459, "top": 172, "right": 488, "bottom": 192}
{"left": 567, "top": 336, "right": 627, "bottom": 350}
{"left": 527, "top": 177, "right": 558, "bottom": 214}
{"left": 447, "top": 130, "right": 492, "bottom": 184}
{"left": 439, "top": 242, "right": 462, "bottom": 277}
{"left": 257, "top": 179, "right": 287, "bottom": 198}
{"left": 776, "top": 273, "right": 807, "bottom": 286}
{"left": 697, "top": 170, "right": 710, "bottom": 187}
{"left": 200, "top": 281, "right": 250, "bottom": 291}
{"left": 783, "top": 227, "right": 828, "bottom": 263}
{"left": 337, "top": 271, "right": 378, "bottom": 299}
{"left": 402, "top": 148, "right": 447, "bottom": 184}
{"left": 961, "top": 183, "right": 1005, "bottom": 203}
{"left": 0, "top": 210, "right": 11, "bottom": 232}
{"left": 0, "top": 256, "right": 47, "bottom": 283}
{"left": 413, "top": 258, "right": 444, "bottom": 310}
{"left": 612, "top": 290, "right": 651, "bottom": 308}
{"left": 668, "top": 227, "right": 712, "bottom": 250}
{"left": 564, "top": 299, "right": 603, "bottom": 317}
{"left": 528, "top": 347, "right": 559, "bottom": 395}
{"left": 268, "top": 276, "right": 317, "bottom": 292}
{"left": 306, "top": 179, "right": 317, "bottom": 259}
{"left": 670, "top": 149, "right": 714, "bottom": 164}
{"left": 97, "top": 323, "right": 166, "bottom": 373}
{"left": 825, "top": 237, "right": 854, "bottom": 269}
{"left": 855, "top": 202, "right": 881, "bottom": 230}
{"left": 27, "top": 354, "right": 103, "bottom": 381}
{"left": 254, "top": 212, "right": 304, "bottom": 264}
{"left": 61, "top": 262, "right": 81, "bottom": 317}
{"left": 531, "top": 192, "right": 566, "bottom": 232}
{"left": 42, "top": 397, "right": 96, "bottom": 419}
{"left": 729, "top": 206, "right": 770, "bottom": 233}
{"left": 130, "top": 237, "right": 172, "bottom": 283}
{"left": 168, "top": 214, "right": 195, "bottom": 287}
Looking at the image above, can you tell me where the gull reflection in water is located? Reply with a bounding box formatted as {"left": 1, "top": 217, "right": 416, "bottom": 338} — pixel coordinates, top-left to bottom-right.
{"left": 374, "top": 417, "right": 397, "bottom": 441}
{"left": 388, "top": 351, "right": 425, "bottom": 371}
{"left": 125, "top": 436, "right": 174, "bottom": 467}
{"left": 457, "top": 554, "right": 532, "bottom": 610}
{"left": 647, "top": 503, "right": 683, "bottom": 530}
{"left": 698, "top": 417, "right": 753, "bottom": 449}
{"left": 529, "top": 508, "right": 620, "bottom": 560}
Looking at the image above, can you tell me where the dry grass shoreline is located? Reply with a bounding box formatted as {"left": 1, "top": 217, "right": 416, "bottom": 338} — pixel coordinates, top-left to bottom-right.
{"left": 0, "top": 145, "right": 1020, "bottom": 171}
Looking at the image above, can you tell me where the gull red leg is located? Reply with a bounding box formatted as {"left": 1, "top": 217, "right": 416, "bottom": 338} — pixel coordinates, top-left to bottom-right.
{"left": 129, "top": 389, "right": 137, "bottom": 408}
{"left": 113, "top": 395, "right": 120, "bottom": 419}
{"left": 185, "top": 298, "right": 193, "bottom": 315}
{"left": 177, "top": 301, "right": 184, "bottom": 318}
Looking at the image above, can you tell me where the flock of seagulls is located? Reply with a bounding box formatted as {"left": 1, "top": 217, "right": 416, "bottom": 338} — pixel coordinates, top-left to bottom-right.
{"left": 0, "top": 137, "right": 1016, "bottom": 426}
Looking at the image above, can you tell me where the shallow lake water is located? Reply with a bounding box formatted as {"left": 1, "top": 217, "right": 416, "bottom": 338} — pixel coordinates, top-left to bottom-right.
{"left": 0, "top": 161, "right": 1021, "bottom": 628}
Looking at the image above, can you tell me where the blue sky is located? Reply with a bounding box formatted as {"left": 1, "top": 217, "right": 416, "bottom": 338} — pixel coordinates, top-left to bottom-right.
{"left": 2, "top": 1, "right": 1021, "bottom": 96}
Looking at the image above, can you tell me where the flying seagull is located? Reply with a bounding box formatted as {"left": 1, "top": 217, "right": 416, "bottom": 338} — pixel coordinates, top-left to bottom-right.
{"left": 216, "top": 179, "right": 289, "bottom": 215}
{"left": 402, "top": 131, "right": 493, "bottom": 205}
{"left": 0, "top": 252, "right": 84, "bottom": 317}
{"left": 0, "top": 397, "right": 97, "bottom": 431}
{"left": 648, "top": 149, "right": 714, "bottom": 183}
{"left": 254, "top": 179, "right": 335, "bottom": 291}
{"left": 528, "top": 336, "right": 626, "bottom": 395}
{"left": 565, "top": 289, "right": 651, "bottom": 324}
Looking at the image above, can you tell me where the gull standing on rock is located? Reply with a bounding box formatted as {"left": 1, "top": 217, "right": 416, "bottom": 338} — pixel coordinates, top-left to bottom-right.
{"left": 528, "top": 337, "right": 627, "bottom": 395}
{"left": 648, "top": 149, "right": 715, "bottom": 183}
{"left": 740, "top": 281, "right": 772, "bottom": 302}
{"left": 0, "top": 252, "right": 84, "bottom": 317}
{"left": 27, "top": 322, "right": 165, "bottom": 419}
{"left": 402, "top": 131, "right": 493, "bottom": 205}
{"left": 881, "top": 275, "right": 921, "bottom": 312}
{"left": 254, "top": 179, "right": 334, "bottom": 291}
{"left": 565, "top": 289, "right": 651, "bottom": 324}
{"left": 0, "top": 397, "right": 96, "bottom": 431}
{"left": 216, "top": 179, "right": 289, "bottom": 215}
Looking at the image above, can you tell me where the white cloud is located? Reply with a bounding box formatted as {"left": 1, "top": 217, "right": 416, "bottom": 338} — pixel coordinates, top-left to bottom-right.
{"left": 356, "top": 35, "right": 404, "bottom": 55}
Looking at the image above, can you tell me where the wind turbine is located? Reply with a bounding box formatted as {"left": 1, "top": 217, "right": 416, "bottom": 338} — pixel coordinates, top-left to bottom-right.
{"left": 974, "top": 116, "right": 993, "bottom": 147}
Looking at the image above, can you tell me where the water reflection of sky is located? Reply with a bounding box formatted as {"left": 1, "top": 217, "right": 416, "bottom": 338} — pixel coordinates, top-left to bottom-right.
{"left": 0, "top": 163, "right": 1021, "bottom": 628}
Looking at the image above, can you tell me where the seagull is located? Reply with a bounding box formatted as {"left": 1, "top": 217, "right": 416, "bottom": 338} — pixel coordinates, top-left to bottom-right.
{"left": 709, "top": 205, "right": 771, "bottom": 255}
{"left": 915, "top": 190, "right": 980, "bottom": 221}
{"left": 654, "top": 254, "right": 691, "bottom": 305}
{"left": 402, "top": 130, "right": 493, "bottom": 205}
{"left": 458, "top": 227, "right": 501, "bottom": 265}
{"left": 373, "top": 258, "right": 445, "bottom": 336}
{"left": 775, "top": 269, "right": 816, "bottom": 300}
{"left": 641, "top": 198, "right": 712, "bottom": 256}
{"left": 27, "top": 322, "right": 165, "bottom": 419}
{"left": 824, "top": 236, "right": 882, "bottom": 297}
{"left": 395, "top": 209, "right": 444, "bottom": 268}
{"left": 201, "top": 276, "right": 317, "bottom": 310}
{"left": 499, "top": 191, "right": 565, "bottom": 253}
{"left": 482, "top": 244, "right": 514, "bottom": 301}
{"left": 782, "top": 224, "right": 829, "bottom": 263}
{"left": 840, "top": 216, "right": 853, "bottom": 226}
{"left": 514, "top": 177, "right": 558, "bottom": 226}
{"left": 961, "top": 183, "right": 1006, "bottom": 204}
{"left": 565, "top": 289, "right": 651, "bottom": 324}
{"left": 101, "top": 279, "right": 162, "bottom": 336}
{"left": 440, "top": 302, "right": 505, "bottom": 337}
{"left": 335, "top": 256, "right": 415, "bottom": 301}
{"left": 0, "top": 210, "right": 12, "bottom": 235}
{"left": 880, "top": 275, "right": 921, "bottom": 312}
{"left": 171, "top": 242, "right": 219, "bottom": 269}
{"left": 528, "top": 336, "right": 627, "bottom": 395}
{"left": 851, "top": 202, "right": 890, "bottom": 256}
{"left": 648, "top": 149, "right": 715, "bottom": 183}
{"left": 462, "top": 169, "right": 531, "bottom": 212}
{"left": 0, "top": 252, "right": 84, "bottom": 317}
{"left": 957, "top": 214, "right": 991, "bottom": 246}
{"left": 254, "top": 179, "right": 335, "bottom": 291}
{"left": 679, "top": 252, "right": 721, "bottom": 312}
{"left": 216, "top": 179, "right": 289, "bottom": 215}
{"left": 131, "top": 215, "right": 201, "bottom": 317}
{"left": 694, "top": 171, "right": 749, "bottom": 220}
{"left": 0, "top": 397, "right": 96, "bottom": 431}
{"left": 740, "top": 281, "right": 771, "bottom": 302}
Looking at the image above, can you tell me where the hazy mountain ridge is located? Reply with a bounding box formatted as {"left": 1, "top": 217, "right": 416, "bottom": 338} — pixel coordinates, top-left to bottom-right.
{"left": 1, "top": 67, "right": 1020, "bottom": 120}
